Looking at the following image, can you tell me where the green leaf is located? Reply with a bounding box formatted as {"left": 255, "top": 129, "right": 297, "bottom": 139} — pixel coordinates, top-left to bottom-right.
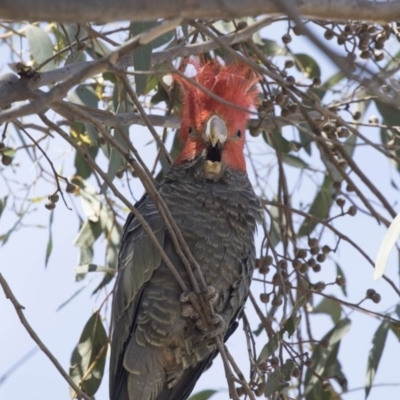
{"left": 257, "top": 333, "right": 280, "bottom": 363}
{"left": 0, "top": 196, "right": 7, "bottom": 221}
{"left": 336, "top": 263, "right": 347, "bottom": 296}
{"left": 282, "top": 359, "right": 295, "bottom": 381}
{"left": 375, "top": 100, "right": 400, "bottom": 127}
{"left": 0, "top": 212, "right": 26, "bottom": 246}
{"left": 305, "top": 318, "right": 351, "bottom": 397}
{"left": 281, "top": 154, "right": 309, "bottom": 169}
{"left": 366, "top": 320, "right": 390, "bottom": 398}
{"left": 131, "top": 21, "right": 156, "bottom": 97}
{"left": 69, "top": 86, "right": 99, "bottom": 145}
{"left": 298, "top": 176, "right": 333, "bottom": 237}
{"left": 26, "top": 25, "right": 55, "bottom": 71}
{"left": 68, "top": 85, "right": 99, "bottom": 108}
{"left": 64, "top": 50, "right": 86, "bottom": 65}
{"left": 100, "top": 128, "right": 126, "bottom": 194}
{"left": 188, "top": 390, "right": 217, "bottom": 400}
{"left": 73, "top": 179, "right": 102, "bottom": 223}
{"left": 292, "top": 295, "right": 307, "bottom": 315}
{"left": 313, "top": 297, "right": 341, "bottom": 324}
{"left": 293, "top": 53, "right": 321, "bottom": 78}
{"left": 79, "top": 246, "right": 94, "bottom": 264}
{"left": 44, "top": 210, "right": 54, "bottom": 268}
{"left": 13, "top": 125, "right": 34, "bottom": 162}
{"left": 282, "top": 295, "right": 306, "bottom": 337}
{"left": 306, "top": 340, "right": 345, "bottom": 400}
{"left": 390, "top": 322, "right": 400, "bottom": 341}
{"left": 151, "top": 29, "right": 173, "bottom": 49}
{"left": 71, "top": 121, "right": 99, "bottom": 179}
{"left": 396, "top": 304, "right": 400, "bottom": 320}
{"left": 322, "top": 133, "right": 356, "bottom": 182}
{"left": 151, "top": 83, "right": 170, "bottom": 105}
{"left": 267, "top": 203, "right": 282, "bottom": 248}
{"left": 112, "top": 84, "right": 134, "bottom": 113}
{"left": 56, "top": 285, "right": 87, "bottom": 312}
{"left": 298, "top": 122, "right": 312, "bottom": 155}
{"left": 259, "top": 38, "right": 287, "bottom": 56}
{"left": 309, "top": 71, "right": 346, "bottom": 101}
{"left": 265, "top": 369, "right": 287, "bottom": 397}
{"left": 92, "top": 216, "right": 121, "bottom": 294}
{"left": 263, "top": 129, "right": 296, "bottom": 153}
{"left": 69, "top": 311, "right": 107, "bottom": 397}
{"left": 74, "top": 220, "right": 102, "bottom": 249}
{"left": 282, "top": 314, "right": 301, "bottom": 338}
{"left": 74, "top": 149, "right": 97, "bottom": 179}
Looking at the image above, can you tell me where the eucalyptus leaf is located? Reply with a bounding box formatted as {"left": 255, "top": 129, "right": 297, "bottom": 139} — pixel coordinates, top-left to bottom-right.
{"left": 390, "top": 322, "right": 400, "bottom": 342}
{"left": 298, "top": 176, "right": 333, "bottom": 237}
{"left": 305, "top": 318, "right": 351, "bottom": 397}
{"left": 365, "top": 320, "right": 389, "bottom": 398}
{"left": 0, "top": 196, "right": 7, "bottom": 221}
{"left": 374, "top": 211, "right": 400, "bottom": 280}
{"left": 283, "top": 314, "right": 301, "bottom": 337}
{"left": 64, "top": 50, "right": 86, "bottom": 65}
{"left": 257, "top": 333, "right": 280, "bottom": 363}
{"left": 263, "top": 129, "right": 296, "bottom": 153}
{"left": 282, "top": 359, "right": 295, "bottom": 381}
{"left": 309, "top": 71, "right": 345, "bottom": 101}
{"left": 44, "top": 210, "right": 54, "bottom": 268}
{"left": 131, "top": 21, "right": 156, "bottom": 96}
{"left": 69, "top": 311, "right": 107, "bottom": 397}
{"left": 100, "top": 127, "right": 126, "bottom": 194}
{"left": 336, "top": 263, "right": 347, "bottom": 296}
{"left": 281, "top": 154, "right": 309, "bottom": 169}
{"left": 265, "top": 369, "right": 287, "bottom": 397}
{"left": 56, "top": 285, "right": 87, "bottom": 312}
{"left": 313, "top": 297, "right": 342, "bottom": 324}
{"left": 74, "top": 220, "right": 102, "bottom": 248}
{"left": 188, "top": 390, "right": 217, "bottom": 400}
{"left": 26, "top": 25, "right": 55, "bottom": 71}
{"left": 293, "top": 53, "right": 321, "bottom": 78}
{"left": 298, "top": 122, "right": 312, "bottom": 155}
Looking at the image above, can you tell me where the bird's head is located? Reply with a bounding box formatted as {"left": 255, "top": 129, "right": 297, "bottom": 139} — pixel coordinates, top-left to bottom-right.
{"left": 174, "top": 61, "right": 259, "bottom": 180}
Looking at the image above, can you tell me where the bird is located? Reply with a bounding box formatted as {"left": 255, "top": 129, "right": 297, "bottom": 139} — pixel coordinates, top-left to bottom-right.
{"left": 109, "top": 60, "right": 262, "bottom": 400}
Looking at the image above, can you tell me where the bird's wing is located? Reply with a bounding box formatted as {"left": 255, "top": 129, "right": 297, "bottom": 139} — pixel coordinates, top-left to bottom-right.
{"left": 109, "top": 194, "right": 165, "bottom": 399}
{"left": 156, "top": 321, "right": 239, "bottom": 400}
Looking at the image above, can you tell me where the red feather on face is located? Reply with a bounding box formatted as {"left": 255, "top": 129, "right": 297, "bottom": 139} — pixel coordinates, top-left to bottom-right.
{"left": 174, "top": 61, "right": 259, "bottom": 171}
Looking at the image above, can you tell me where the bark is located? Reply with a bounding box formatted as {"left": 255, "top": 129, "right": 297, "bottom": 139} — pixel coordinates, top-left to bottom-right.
{"left": 0, "top": 0, "right": 399, "bottom": 23}
{"left": 0, "top": 17, "right": 271, "bottom": 109}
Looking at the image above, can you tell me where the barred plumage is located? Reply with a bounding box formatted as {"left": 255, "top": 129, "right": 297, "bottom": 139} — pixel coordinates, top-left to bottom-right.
{"left": 110, "top": 61, "right": 262, "bottom": 400}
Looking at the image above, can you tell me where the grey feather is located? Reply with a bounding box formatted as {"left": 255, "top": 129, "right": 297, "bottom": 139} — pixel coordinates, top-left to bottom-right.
{"left": 110, "top": 155, "right": 262, "bottom": 400}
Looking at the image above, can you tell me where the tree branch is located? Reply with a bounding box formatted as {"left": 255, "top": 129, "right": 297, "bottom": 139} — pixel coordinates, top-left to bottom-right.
{"left": 0, "top": 16, "right": 272, "bottom": 109}
{"left": 0, "top": 272, "right": 92, "bottom": 400}
{"left": 0, "top": 18, "right": 182, "bottom": 119}
{"left": 0, "top": 0, "right": 399, "bottom": 23}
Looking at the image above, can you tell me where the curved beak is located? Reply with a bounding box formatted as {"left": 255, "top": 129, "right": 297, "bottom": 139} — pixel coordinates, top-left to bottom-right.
{"left": 202, "top": 115, "right": 228, "bottom": 147}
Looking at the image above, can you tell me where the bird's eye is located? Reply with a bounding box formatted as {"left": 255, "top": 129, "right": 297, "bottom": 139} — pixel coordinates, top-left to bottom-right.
{"left": 188, "top": 127, "right": 193, "bottom": 135}
{"left": 236, "top": 130, "right": 242, "bottom": 138}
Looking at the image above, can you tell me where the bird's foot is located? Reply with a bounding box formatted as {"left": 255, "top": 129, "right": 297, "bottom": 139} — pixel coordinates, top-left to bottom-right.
{"left": 180, "top": 286, "right": 218, "bottom": 320}
{"left": 201, "top": 286, "right": 219, "bottom": 306}
{"left": 180, "top": 291, "right": 191, "bottom": 303}
{"left": 181, "top": 303, "right": 199, "bottom": 320}
{"left": 180, "top": 286, "right": 218, "bottom": 305}
{"left": 195, "top": 313, "right": 226, "bottom": 342}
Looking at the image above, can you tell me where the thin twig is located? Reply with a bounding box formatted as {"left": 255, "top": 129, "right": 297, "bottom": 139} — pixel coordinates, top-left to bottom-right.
{"left": 0, "top": 272, "right": 92, "bottom": 400}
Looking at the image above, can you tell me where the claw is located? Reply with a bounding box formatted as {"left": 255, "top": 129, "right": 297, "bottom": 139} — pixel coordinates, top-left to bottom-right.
{"left": 181, "top": 304, "right": 199, "bottom": 319}
{"left": 195, "top": 314, "right": 226, "bottom": 340}
{"left": 201, "top": 286, "right": 218, "bottom": 305}
{"left": 180, "top": 291, "right": 191, "bottom": 303}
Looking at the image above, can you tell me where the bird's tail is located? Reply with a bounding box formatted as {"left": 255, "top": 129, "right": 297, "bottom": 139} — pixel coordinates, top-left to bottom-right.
{"left": 123, "top": 339, "right": 166, "bottom": 400}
